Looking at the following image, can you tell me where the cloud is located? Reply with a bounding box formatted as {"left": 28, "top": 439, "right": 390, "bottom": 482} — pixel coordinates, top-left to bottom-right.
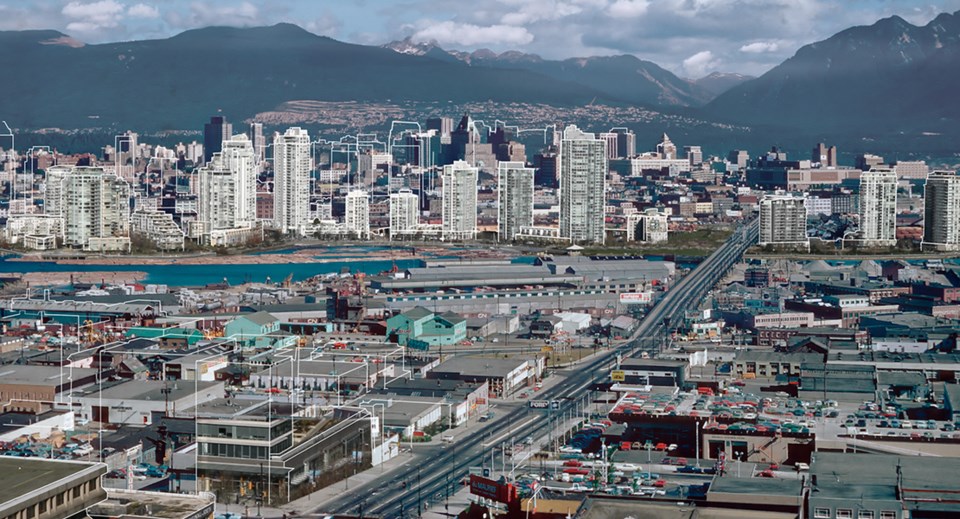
{"left": 127, "top": 3, "right": 159, "bottom": 19}
{"left": 166, "top": 1, "right": 261, "bottom": 29}
{"left": 740, "top": 41, "right": 779, "bottom": 53}
{"left": 412, "top": 21, "right": 534, "bottom": 47}
{"left": 682, "top": 50, "right": 720, "bottom": 77}
{"left": 62, "top": 0, "right": 125, "bottom": 31}
{"left": 608, "top": 0, "right": 650, "bottom": 18}
{"left": 304, "top": 12, "right": 342, "bottom": 37}
{"left": 499, "top": 0, "right": 584, "bottom": 25}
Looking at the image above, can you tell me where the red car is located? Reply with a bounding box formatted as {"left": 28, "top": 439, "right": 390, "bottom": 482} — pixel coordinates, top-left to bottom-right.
{"left": 563, "top": 460, "right": 583, "bottom": 468}
{"left": 653, "top": 479, "right": 666, "bottom": 488}
{"left": 563, "top": 468, "right": 590, "bottom": 475}
{"left": 757, "top": 470, "right": 775, "bottom": 478}
{"left": 673, "top": 457, "right": 689, "bottom": 466}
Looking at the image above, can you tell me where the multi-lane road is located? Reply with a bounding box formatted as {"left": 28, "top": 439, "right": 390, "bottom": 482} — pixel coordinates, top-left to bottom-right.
{"left": 320, "top": 219, "right": 758, "bottom": 518}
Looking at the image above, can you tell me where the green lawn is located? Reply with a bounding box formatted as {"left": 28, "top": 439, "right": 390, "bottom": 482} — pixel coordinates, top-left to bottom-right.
{"left": 582, "top": 228, "right": 734, "bottom": 257}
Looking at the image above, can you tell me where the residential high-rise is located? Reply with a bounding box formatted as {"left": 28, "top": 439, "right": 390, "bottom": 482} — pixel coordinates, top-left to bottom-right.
{"left": 389, "top": 188, "right": 419, "bottom": 237}
{"left": 203, "top": 116, "right": 232, "bottom": 164}
{"left": 758, "top": 195, "right": 809, "bottom": 247}
{"left": 220, "top": 134, "right": 257, "bottom": 228}
{"left": 344, "top": 190, "right": 370, "bottom": 239}
{"left": 197, "top": 156, "right": 238, "bottom": 234}
{"left": 43, "top": 165, "right": 72, "bottom": 216}
{"left": 441, "top": 160, "right": 478, "bottom": 241}
{"left": 922, "top": 170, "right": 960, "bottom": 251}
{"left": 247, "top": 122, "right": 265, "bottom": 165}
{"left": 626, "top": 208, "right": 669, "bottom": 243}
{"left": 497, "top": 161, "right": 534, "bottom": 241}
{"left": 559, "top": 125, "right": 607, "bottom": 244}
{"left": 858, "top": 168, "right": 897, "bottom": 246}
{"left": 62, "top": 167, "right": 131, "bottom": 251}
{"left": 272, "top": 127, "right": 311, "bottom": 235}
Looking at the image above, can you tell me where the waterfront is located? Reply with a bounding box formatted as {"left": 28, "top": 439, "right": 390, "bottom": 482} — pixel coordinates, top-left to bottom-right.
{"left": 0, "top": 256, "right": 423, "bottom": 287}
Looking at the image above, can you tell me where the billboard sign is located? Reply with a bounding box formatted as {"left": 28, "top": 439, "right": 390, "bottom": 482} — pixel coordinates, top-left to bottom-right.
{"left": 619, "top": 292, "right": 653, "bottom": 305}
{"left": 469, "top": 475, "right": 517, "bottom": 504}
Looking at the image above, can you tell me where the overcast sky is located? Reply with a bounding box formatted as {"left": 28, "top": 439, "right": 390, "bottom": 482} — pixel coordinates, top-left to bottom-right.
{"left": 3, "top": 0, "right": 959, "bottom": 77}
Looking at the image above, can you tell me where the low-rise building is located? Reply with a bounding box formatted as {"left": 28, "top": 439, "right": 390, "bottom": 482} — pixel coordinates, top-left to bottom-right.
{"left": 0, "top": 458, "right": 107, "bottom": 519}
{"left": 386, "top": 307, "right": 467, "bottom": 347}
{"left": 131, "top": 209, "right": 184, "bottom": 251}
{"left": 808, "top": 452, "right": 960, "bottom": 519}
{"left": 733, "top": 351, "right": 822, "bottom": 380}
{"left": 428, "top": 356, "right": 542, "bottom": 397}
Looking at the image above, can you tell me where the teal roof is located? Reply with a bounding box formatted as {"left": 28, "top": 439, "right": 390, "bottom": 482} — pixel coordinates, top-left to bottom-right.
{"left": 125, "top": 326, "right": 203, "bottom": 344}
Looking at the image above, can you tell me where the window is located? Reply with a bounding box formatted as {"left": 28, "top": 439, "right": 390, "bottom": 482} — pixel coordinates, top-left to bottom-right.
{"left": 72, "top": 486, "right": 81, "bottom": 499}
{"left": 880, "top": 512, "right": 896, "bottom": 519}
{"left": 38, "top": 500, "right": 46, "bottom": 514}
{"left": 858, "top": 512, "right": 874, "bottom": 519}
{"left": 837, "top": 510, "right": 852, "bottom": 519}
{"left": 56, "top": 493, "right": 64, "bottom": 506}
{"left": 814, "top": 508, "right": 831, "bottom": 519}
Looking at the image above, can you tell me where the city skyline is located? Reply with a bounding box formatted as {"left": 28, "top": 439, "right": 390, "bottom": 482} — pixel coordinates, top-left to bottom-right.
{"left": 0, "top": 0, "right": 956, "bottom": 76}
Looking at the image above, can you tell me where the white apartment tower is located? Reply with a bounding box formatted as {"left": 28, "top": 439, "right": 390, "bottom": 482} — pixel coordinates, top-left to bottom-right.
{"left": 273, "top": 127, "right": 312, "bottom": 235}
{"left": 922, "top": 170, "right": 960, "bottom": 251}
{"left": 248, "top": 123, "right": 265, "bottom": 165}
{"left": 220, "top": 134, "right": 258, "bottom": 228}
{"left": 345, "top": 190, "right": 370, "bottom": 239}
{"left": 758, "top": 195, "right": 809, "bottom": 247}
{"left": 43, "top": 165, "right": 73, "bottom": 216}
{"left": 197, "top": 156, "right": 238, "bottom": 232}
{"left": 559, "top": 125, "right": 607, "bottom": 244}
{"left": 389, "top": 188, "right": 419, "bottom": 237}
{"left": 626, "top": 208, "right": 669, "bottom": 243}
{"left": 441, "top": 160, "right": 478, "bottom": 241}
{"left": 859, "top": 168, "right": 897, "bottom": 246}
{"left": 62, "top": 167, "right": 131, "bottom": 250}
{"left": 497, "top": 161, "right": 534, "bottom": 241}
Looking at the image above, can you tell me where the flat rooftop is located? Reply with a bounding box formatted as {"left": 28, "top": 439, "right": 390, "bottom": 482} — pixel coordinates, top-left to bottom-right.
{"left": 90, "top": 488, "right": 213, "bottom": 519}
{"left": 84, "top": 380, "right": 222, "bottom": 401}
{"left": 432, "top": 356, "right": 530, "bottom": 378}
{"left": 0, "top": 458, "right": 101, "bottom": 505}
{"left": 0, "top": 365, "right": 98, "bottom": 386}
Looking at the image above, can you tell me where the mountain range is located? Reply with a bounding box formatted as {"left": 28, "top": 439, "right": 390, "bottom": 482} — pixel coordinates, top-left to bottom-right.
{"left": 705, "top": 11, "right": 960, "bottom": 148}
{"left": 1, "top": 12, "right": 959, "bottom": 156}
{"left": 383, "top": 38, "right": 748, "bottom": 107}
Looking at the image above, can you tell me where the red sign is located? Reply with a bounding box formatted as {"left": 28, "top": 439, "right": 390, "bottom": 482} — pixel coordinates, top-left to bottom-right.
{"left": 469, "top": 475, "right": 517, "bottom": 504}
